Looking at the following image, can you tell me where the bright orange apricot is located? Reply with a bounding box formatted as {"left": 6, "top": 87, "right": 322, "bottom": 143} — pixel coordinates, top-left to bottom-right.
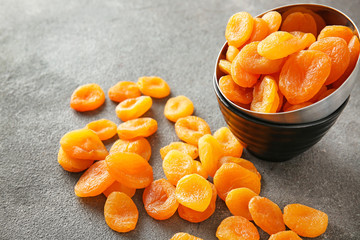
{"left": 219, "top": 59, "right": 232, "bottom": 75}
{"left": 164, "top": 95, "right": 194, "bottom": 122}
{"left": 137, "top": 76, "right": 170, "bottom": 98}
{"left": 225, "top": 12, "right": 254, "bottom": 48}
{"left": 318, "top": 25, "right": 354, "bottom": 43}
{"left": 269, "top": 231, "right": 302, "bottom": 240}
{"left": 225, "top": 188, "right": 258, "bottom": 220}
{"left": 216, "top": 216, "right": 260, "bottom": 240}
{"left": 174, "top": 116, "right": 211, "bottom": 146}
{"left": 170, "top": 232, "right": 203, "bottom": 240}
{"left": 262, "top": 11, "right": 282, "bottom": 33}
{"left": 103, "top": 181, "right": 136, "bottom": 198}
{"left": 162, "top": 150, "right": 195, "bottom": 186}
{"left": 57, "top": 147, "right": 94, "bottom": 172}
{"left": 115, "top": 96, "right": 152, "bottom": 121}
{"left": 219, "top": 75, "right": 253, "bottom": 104}
{"left": 110, "top": 138, "right": 151, "bottom": 161}
{"left": 231, "top": 53, "right": 260, "bottom": 88}
{"left": 213, "top": 127, "right": 243, "bottom": 158}
{"left": 218, "top": 156, "right": 261, "bottom": 180}
{"left": 117, "top": 117, "right": 158, "bottom": 140}
{"left": 70, "top": 83, "right": 105, "bottom": 112}
{"left": 246, "top": 18, "right": 269, "bottom": 43}
{"left": 226, "top": 45, "right": 240, "bottom": 62}
{"left": 160, "top": 142, "right": 198, "bottom": 160}
{"left": 198, "top": 134, "right": 223, "bottom": 178}
{"left": 60, "top": 128, "right": 108, "bottom": 160}
{"left": 281, "top": 12, "right": 317, "bottom": 36}
{"left": 108, "top": 81, "right": 141, "bottom": 103}
{"left": 85, "top": 119, "right": 117, "bottom": 140}
{"left": 250, "top": 75, "right": 279, "bottom": 113}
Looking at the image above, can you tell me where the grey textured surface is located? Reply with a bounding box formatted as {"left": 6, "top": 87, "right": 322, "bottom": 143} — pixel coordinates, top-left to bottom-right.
{"left": 0, "top": 0, "right": 359, "bottom": 239}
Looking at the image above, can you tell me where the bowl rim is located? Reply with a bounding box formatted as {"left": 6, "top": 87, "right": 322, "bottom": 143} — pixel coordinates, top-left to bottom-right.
{"left": 213, "top": 3, "right": 359, "bottom": 123}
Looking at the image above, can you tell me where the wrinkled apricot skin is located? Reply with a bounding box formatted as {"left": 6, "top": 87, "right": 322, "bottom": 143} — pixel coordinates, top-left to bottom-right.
{"left": 85, "top": 119, "right": 117, "bottom": 141}
{"left": 225, "top": 12, "right": 254, "bottom": 48}
{"left": 178, "top": 183, "right": 217, "bottom": 223}
{"left": 74, "top": 160, "right": 115, "bottom": 197}
{"left": 262, "top": 11, "right": 282, "bottom": 33}
{"left": 143, "top": 179, "right": 179, "bottom": 220}
{"left": 269, "top": 231, "right": 302, "bottom": 240}
{"left": 214, "top": 163, "right": 261, "bottom": 200}
{"left": 103, "top": 181, "right": 136, "bottom": 198}
{"left": 219, "top": 75, "right": 253, "bottom": 104}
{"left": 231, "top": 53, "right": 260, "bottom": 88}
{"left": 57, "top": 147, "right": 94, "bottom": 172}
{"left": 193, "top": 160, "right": 208, "bottom": 179}
{"left": 218, "top": 156, "right": 261, "bottom": 179}
{"left": 213, "top": 127, "right": 243, "bottom": 158}
{"left": 281, "top": 12, "right": 317, "bottom": 37}
{"left": 198, "top": 134, "right": 223, "bottom": 178}
{"left": 225, "top": 188, "right": 258, "bottom": 220}
{"left": 60, "top": 129, "right": 109, "bottom": 160}
{"left": 219, "top": 59, "right": 232, "bottom": 75}
{"left": 105, "top": 152, "right": 153, "bottom": 189}
{"left": 251, "top": 75, "right": 279, "bottom": 113}
{"left": 110, "top": 138, "right": 151, "bottom": 161}
{"left": 108, "top": 81, "right": 141, "bottom": 103}
{"left": 170, "top": 232, "right": 203, "bottom": 240}
{"left": 239, "top": 42, "right": 284, "bottom": 75}
{"left": 174, "top": 116, "right": 211, "bottom": 146}
{"left": 115, "top": 96, "right": 152, "bottom": 121}
{"left": 160, "top": 142, "right": 198, "bottom": 160}
{"left": 279, "top": 50, "right": 331, "bottom": 105}
{"left": 117, "top": 117, "right": 158, "bottom": 140}
{"left": 318, "top": 25, "right": 354, "bottom": 44}
{"left": 309, "top": 37, "right": 350, "bottom": 85}
{"left": 246, "top": 18, "right": 269, "bottom": 43}
{"left": 137, "top": 76, "right": 170, "bottom": 98}
{"left": 162, "top": 150, "right": 195, "bottom": 186}
{"left": 216, "top": 216, "right": 260, "bottom": 240}
{"left": 309, "top": 85, "right": 327, "bottom": 102}
{"left": 175, "top": 174, "right": 212, "bottom": 212}
{"left": 164, "top": 96, "right": 194, "bottom": 122}
{"left": 70, "top": 83, "right": 105, "bottom": 112}
{"left": 226, "top": 45, "right": 240, "bottom": 62}
{"left": 249, "top": 196, "right": 285, "bottom": 235}
{"left": 104, "top": 192, "right": 138, "bottom": 233}
{"left": 258, "top": 31, "right": 315, "bottom": 60}
{"left": 283, "top": 204, "right": 328, "bottom": 238}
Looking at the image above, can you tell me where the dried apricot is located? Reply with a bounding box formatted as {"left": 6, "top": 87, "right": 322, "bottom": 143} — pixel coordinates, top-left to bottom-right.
{"left": 318, "top": 25, "right": 354, "bottom": 44}
{"left": 57, "top": 147, "right": 94, "bottom": 172}
{"left": 218, "top": 156, "right": 261, "bottom": 180}
{"left": 105, "top": 152, "right": 153, "bottom": 189}
{"left": 115, "top": 96, "right": 152, "bottom": 121}
{"left": 281, "top": 12, "right": 317, "bottom": 37}
{"left": 74, "top": 160, "right": 115, "bottom": 197}
{"left": 213, "top": 127, "right": 243, "bottom": 158}
{"left": 231, "top": 53, "right": 260, "bottom": 88}
{"left": 225, "top": 188, "right": 258, "bottom": 220}
{"left": 117, "top": 117, "right": 157, "bottom": 140}
{"left": 309, "top": 84, "right": 327, "bottom": 102}
{"left": 309, "top": 37, "right": 350, "bottom": 85}
{"left": 258, "top": 31, "right": 315, "bottom": 60}
{"left": 104, "top": 192, "right": 138, "bottom": 233}
{"left": 219, "top": 59, "right": 232, "bottom": 75}
{"left": 332, "top": 35, "right": 360, "bottom": 88}
{"left": 262, "top": 11, "right": 282, "bottom": 34}
{"left": 226, "top": 45, "right": 240, "bottom": 62}
{"left": 284, "top": 102, "right": 313, "bottom": 112}
{"left": 178, "top": 182, "right": 217, "bottom": 223}
{"left": 239, "top": 42, "right": 285, "bottom": 75}
{"left": 70, "top": 83, "right": 105, "bottom": 112}
{"left": 214, "top": 163, "right": 261, "bottom": 200}
{"left": 279, "top": 50, "right": 331, "bottom": 104}
{"left": 85, "top": 119, "right": 117, "bottom": 140}
{"left": 137, "top": 76, "right": 170, "bottom": 98}
{"left": 225, "top": 12, "right": 254, "bottom": 48}
{"left": 162, "top": 150, "right": 195, "bottom": 186}
{"left": 198, "top": 134, "right": 223, "bottom": 178}
{"left": 108, "top": 81, "right": 141, "bottom": 103}
{"left": 175, "top": 174, "right": 212, "bottom": 212}
{"left": 218, "top": 75, "right": 253, "bottom": 104}
{"left": 289, "top": 31, "right": 316, "bottom": 47}
{"left": 246, "top": 18, "right": 269, "bottom": 43}
{"left": 171, "top": 232, "right": 203, "bottom": 240}
{"left": 192, "top": 160, "right": 208, "bottom": 179}
{"left": 103, "top": 181, "right": 136, "bottom": 198}
{"left": 143, "top": 179, "right": 179, "bottom": 220}
{"left": 249, "top": 196, "right": 285, "bottom": 235}
{"left": 174, "top": 116, "right": 211, "bottom": 146}
{"left": 160, "top": 142, "right": 198, "bottom": 160}
{"left": 283, "top": 203, "right": 328, "bottom": 238}
{"left": 109, "top": 138, "right": 151, "bottom": 161}
{"left": 269, "top": 231, "right": 302, "bottom": 240}
{"left": 250, "top": 75, "right": 279, "bottom": 113}
{"left": 60, "top": 128, "right": 108, "bottom": 160}
{"left": 216, "top": 216, "right": 260, "bottom": 240}
{"left": 164, "top": 95, "right": 194, "bottom": 122}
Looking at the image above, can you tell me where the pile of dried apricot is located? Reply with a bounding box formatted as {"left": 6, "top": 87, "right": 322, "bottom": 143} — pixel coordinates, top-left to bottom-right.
{"left": 220, "top": 8, "right": 359, "bottom": 113}
{"left": 57, "top": 7, "right": 336, "bottom": 240}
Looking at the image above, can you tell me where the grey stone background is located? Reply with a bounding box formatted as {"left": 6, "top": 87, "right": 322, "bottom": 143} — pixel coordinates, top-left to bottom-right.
{"left": 0, "top": 0, "right": 359, "bottom": 239}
